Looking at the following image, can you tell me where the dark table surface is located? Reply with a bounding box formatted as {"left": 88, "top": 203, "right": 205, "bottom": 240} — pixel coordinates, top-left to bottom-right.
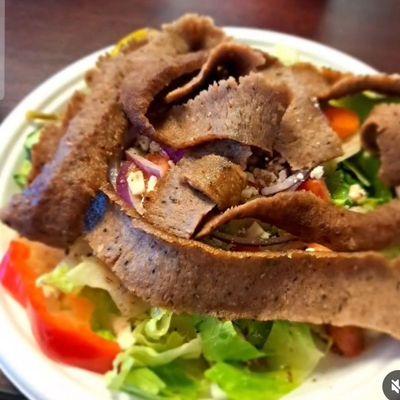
{"left": 1, "top": 0, "right": 400, "bottom": 397}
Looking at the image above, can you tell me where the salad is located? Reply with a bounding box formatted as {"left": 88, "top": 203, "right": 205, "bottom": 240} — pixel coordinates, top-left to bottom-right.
{"left": 2, "top": 13, "right": 400, "bottom": 400}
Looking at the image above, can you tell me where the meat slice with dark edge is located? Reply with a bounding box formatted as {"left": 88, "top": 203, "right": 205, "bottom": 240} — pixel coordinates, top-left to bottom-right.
{"left": 165, "top": 42, "right": 268, "bottom": 103}
{"left": 182, "top": 154, "right": 246, "bottom": 210}
{"left": 1, "top": 14, "right": 225, "bottom": 248}
{"left": 197, "top": 191, "right": 400, "bottom": 252}
{"left": 153, "top": 73, "right": 291, "bottom": 152}
{"left": 143, "top": 159, "right": 215, "bottom": 238}
{"left": 29, "top": 91, "right": 86, "bottom": 182}
{"left": 319, "top": 73, "right": 400, "bottom": 100}
{"left": 361, "top": 103, "right": 400, "bottom": 187}
{"left": 261, "top": 61, "right": 400, "bottom": 100}
{"left": 190, "top": 140, "right": 252, "bottom": 169}
{"left": 86, "top": 202, "right": 400, "bottom": 340}
{"left": 260, "top": 65, "right": 343, "bottom": 169}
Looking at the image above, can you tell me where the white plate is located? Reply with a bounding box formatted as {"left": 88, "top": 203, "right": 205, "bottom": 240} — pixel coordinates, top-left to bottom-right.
{"left": 0, "top": 27, "right": 399, "bottom": 400}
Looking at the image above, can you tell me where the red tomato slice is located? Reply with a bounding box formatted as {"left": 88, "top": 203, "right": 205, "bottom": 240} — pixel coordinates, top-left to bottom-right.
{"left": 0, "top": 240, "right": 120, "bottom": 373}
{"left": 327, "top": 326, "right": 365, "bottom": 357}
{"left": 298, "top": 179, "right": 331, "bottom": 202}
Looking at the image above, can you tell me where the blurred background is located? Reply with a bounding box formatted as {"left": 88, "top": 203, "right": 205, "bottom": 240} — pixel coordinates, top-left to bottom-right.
{"left": 2, "top": 0, "right": 400, "bottom": 120}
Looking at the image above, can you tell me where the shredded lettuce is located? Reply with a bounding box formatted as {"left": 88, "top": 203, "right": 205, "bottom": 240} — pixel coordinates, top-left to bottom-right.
{"left": 13, "top": 127, "right": 41, "bottom": 188}
{"left": 263, "top": 321, "right": 324, "bottom": 382}
{"left": 205, "top": 363, "right": 295, "bottom": 400}
{"left": 105, "top": 311, "right": 324, "bottom": 400}
{"left": 38, "top": 254, "right": 147, "bottom": 317}
{"left": 326, "top": 150, "right": 393, "bottom": 209}
{"left": 199, "top": 317, "right": 264, "bottom": 362}
{"left": 37, "top": 252, "right": 324, "bottom": 399}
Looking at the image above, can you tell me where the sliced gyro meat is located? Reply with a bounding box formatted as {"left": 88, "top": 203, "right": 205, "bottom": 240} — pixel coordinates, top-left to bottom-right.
{"left": 29, "top": 91, "right": 86, "bottom": 182}
{"left": 260, "top": 65, "right": 343, "bottom": 169}
{"left": 182, "top": 154, "right": 246, "bottom": 210}
{"left": 153, "top": 73, "right": 291, "bottom": 152}
{"left": 262, "top": 61, "right": 400, "bottom": 100}
{"left": 277, "top": 95, "right": 343, "bottom": 169}
{"left": 361, "top": 103, "right": 400, "bottom": 187}
{"left": 143, "top": 158, "right": 215, "bottom": 238}
{"left": 87, "top": 204, "right": 400, "bottom": 340}
{"left": 165, "top": 42, "right": 268, "bottom": 103}
{"left": 197, "top": 191, "right": 400, "bottom": 252}
{"left": 319, "top": 73, "right": 400, "bottom": 100}
{"left": 190, "top": 140, "right": 253, "bottom": 169}
{"left": 120, "top": 50, "right": 209, "bottom": 137}
{"left": 1, "top": 14, "right": 226, "bottom": 248}
{"left": 261, "top": 62, "right": 340, "bottom": 99}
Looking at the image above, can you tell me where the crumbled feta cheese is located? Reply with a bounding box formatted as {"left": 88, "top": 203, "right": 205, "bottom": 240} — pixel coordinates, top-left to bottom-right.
{"left": 310, "top": 165, "right": 324, "bottom": 180}
{"left": 246, "top": 221, "right": 269, "bottom": 240}
{"left": 246, "top": 172, "right": 256, "bottom": 184}
{"left": 348, "top": 183, "right": 367, "bottom": 204}
{"left": 241, "top": 185, "right": 259, "bottom": 200}
{"left": 147, "top": 175, "right": 158, "bottom": 192}
{"left": 137, "top": 135, "right": 150, "bottom": 152}
{"left": 127, "top": 170, "right": 146, "bottom": 195}
{"left": 149, "top": 140, "right": 162, "bottom": 154}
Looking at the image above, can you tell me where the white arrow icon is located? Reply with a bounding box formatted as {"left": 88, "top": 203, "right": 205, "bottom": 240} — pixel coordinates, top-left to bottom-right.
{"left": 392, "top": 379, "right": 400, "bottom": 394}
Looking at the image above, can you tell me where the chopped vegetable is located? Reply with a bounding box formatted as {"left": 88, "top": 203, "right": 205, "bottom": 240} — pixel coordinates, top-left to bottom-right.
{"left": 324, "top": 106, "right": 360, "bottom": 141}
{"left": 330, "top": 93, "right": 400, "bottom": 122}
{"left": 25, "top": 110, "right": 59, "bottom": 122}
{"left": 0, "top": 240, "right": 120, "bottom": 373}
{"left": 111, "top": 28, "right": 156, "bottom": 57}
{"left": 106, "top": 312, "right": 323, "bottom": 399}
{"left": 327, "top": 326, "right": 365, "bottom": 357}
{"left": 325, "top": 150, "right": 393, "bottom": 209}
{"left": 13, "top": 127, "right": 42, "bottom": 188}
{"left": 38, "top": 253, "right": 148, "bottom": 317}
{"left": 127, "top": 149, "right": 170, "bottom": 178}
{"left": 298, "top": 179, "right": 331, "bottom": 202}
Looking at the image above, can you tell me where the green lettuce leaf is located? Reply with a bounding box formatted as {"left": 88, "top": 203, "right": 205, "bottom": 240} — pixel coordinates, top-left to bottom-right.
{"left": 234, "top": 320, "right": 272, "bottom": 349}
{"left": 206, "top": 322, "right": 323, "bottom": 400}
{"left": 331, "top": 93, "right": 400, "bottom": 122}
{"left": 263, "top": 321, "right": 324, "bottom": 381}
{"left": 37, "top": 255, "right": 147, "bottom": 317}
{"left": 121, "top": 367, "right": 166, "bottom": 398}
{"left": 13, "top": 127, "right": 42, "bottom": 189}
{"left": 198, "top": 317, "right": 264, "bottom": 362}
{"left": 326, "top": 150, "right": 393, "bottom": 209}
{"left": 153, "top": 360, "right": 206, "bottom": 400}
{"left": 205, "top": 362, "right": 294, "bottom": 400}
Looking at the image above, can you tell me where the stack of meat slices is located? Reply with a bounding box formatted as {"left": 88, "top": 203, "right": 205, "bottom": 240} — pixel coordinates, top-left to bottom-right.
{"left": 3, "top": 14, "right": 400, "bottom": 340}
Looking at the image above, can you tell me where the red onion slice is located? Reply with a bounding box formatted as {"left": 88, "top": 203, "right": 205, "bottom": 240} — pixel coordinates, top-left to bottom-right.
{"left": 162, "top": 146, "right": 185, "bottom": 163}
{"left": 260, "top": 171, "right": 307, "bottom": 196}
{"left": 115, "top": 161, "right": 145, "bottom": 214}
{"left": 116, "top": 161, "right": 136, "bottom": 206}
{"left": 126, "top": 149, "right": 166, "bottom": 178}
